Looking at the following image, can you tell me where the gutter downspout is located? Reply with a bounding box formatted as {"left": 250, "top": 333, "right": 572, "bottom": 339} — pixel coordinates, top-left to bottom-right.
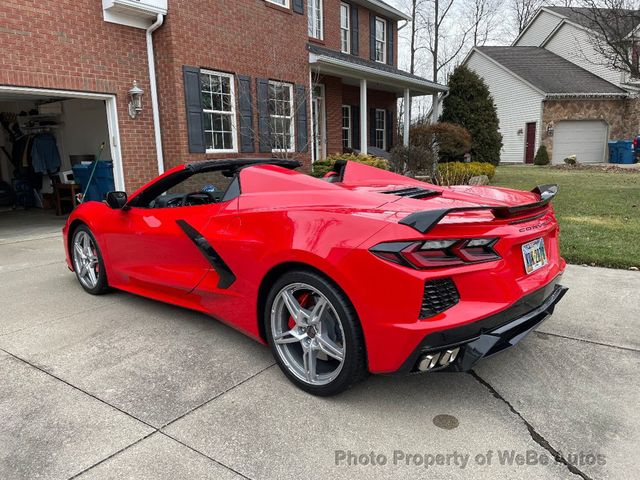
{"left": 147, "top": 13, "right": 165, "bottom": 175}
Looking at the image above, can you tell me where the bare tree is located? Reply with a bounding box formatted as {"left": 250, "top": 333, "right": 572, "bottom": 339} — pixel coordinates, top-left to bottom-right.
{"left": 568, "top": 1, "right": 640, "bottom": 77}
{"left": 511, "top": 0, "right": 546, "bottom": 33}
{"left": 466, "top": 0, "right": 504, "bottom": 45}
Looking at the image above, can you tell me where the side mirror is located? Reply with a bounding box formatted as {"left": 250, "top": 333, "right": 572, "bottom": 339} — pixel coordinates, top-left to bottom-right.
{"left": 105, "top": 191, "right": 128, "bottom": 209}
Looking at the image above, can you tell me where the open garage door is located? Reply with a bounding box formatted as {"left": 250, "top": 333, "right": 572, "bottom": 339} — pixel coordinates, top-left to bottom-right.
{"left": 552, "top": 120, "right": 608, "bottom": 164}
{"left": 0, "top": 87, "right": 123, "bottom": 243}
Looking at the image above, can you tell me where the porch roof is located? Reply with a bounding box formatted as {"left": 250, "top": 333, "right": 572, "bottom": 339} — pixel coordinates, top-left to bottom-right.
{"left": 308, "top": 44, "right": 448, "bottom": 96}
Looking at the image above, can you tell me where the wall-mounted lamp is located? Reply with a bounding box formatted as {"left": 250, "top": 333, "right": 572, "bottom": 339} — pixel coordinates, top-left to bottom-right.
{"left": 128, "top": 81, "right": 144, "bottom": 119}
{"left": 546, "top": 122, "right": 554, "bottom": 136}
{"left": 517, "top": 128, "right": 524, "bottom": 136}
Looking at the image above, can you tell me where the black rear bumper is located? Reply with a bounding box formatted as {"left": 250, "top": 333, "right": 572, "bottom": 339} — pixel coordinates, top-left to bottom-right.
{"left": 396, "top": 278, "right": 568, "bottom": 374}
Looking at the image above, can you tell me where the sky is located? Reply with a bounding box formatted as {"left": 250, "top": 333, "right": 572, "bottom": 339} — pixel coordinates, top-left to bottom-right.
{"left": 384, "top": 0, "right": 517, "bottom": 84}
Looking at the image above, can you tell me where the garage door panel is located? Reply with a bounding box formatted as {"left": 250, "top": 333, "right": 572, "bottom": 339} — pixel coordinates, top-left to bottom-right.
{"left": 552, "top": 120, "right": 607, "bottom": 164}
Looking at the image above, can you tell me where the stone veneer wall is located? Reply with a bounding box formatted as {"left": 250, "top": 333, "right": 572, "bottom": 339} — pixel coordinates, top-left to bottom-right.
{"left": 541, "top": 98, "right": 639, "bottom": 160}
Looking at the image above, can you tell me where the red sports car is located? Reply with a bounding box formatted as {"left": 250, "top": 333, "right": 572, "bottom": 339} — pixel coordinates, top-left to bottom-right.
{"left": 63, "top": 158, "right": 567, "bottom": 395}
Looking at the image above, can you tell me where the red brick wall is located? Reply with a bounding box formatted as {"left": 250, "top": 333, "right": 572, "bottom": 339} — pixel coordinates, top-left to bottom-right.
{"left": 0, "top": 0, "right": 158, "bottom": 190}
{"left": 156, "top": 1, "right": 400, "bottom": 167}
{"left": 0, "top": 0, "right": 401, "bottom": 189}
{"left": 319, "top": 1, "right": 398, "bottom": 67}
{"left": 155, "top": 0, "right": 313, "bottom": 170}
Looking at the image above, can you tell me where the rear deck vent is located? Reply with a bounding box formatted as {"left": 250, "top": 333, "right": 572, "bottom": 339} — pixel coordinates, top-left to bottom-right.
{"left": 420, "top": 278, "right": 460, "bottom": 318}
{"left": 381, "top": 187, "right": 441, "bottom": 199}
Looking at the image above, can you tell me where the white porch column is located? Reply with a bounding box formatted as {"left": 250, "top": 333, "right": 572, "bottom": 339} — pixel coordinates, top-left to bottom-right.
{"left": 403, "top": 88, "right": 410, "bottom": 147}
{"left": 360, "top": 78, "right": 367, "bottom": 155}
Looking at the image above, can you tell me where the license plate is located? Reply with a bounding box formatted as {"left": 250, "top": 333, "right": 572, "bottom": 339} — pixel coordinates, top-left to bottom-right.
{"left": 522, "top": 238, "right": 548, "bottom": 274}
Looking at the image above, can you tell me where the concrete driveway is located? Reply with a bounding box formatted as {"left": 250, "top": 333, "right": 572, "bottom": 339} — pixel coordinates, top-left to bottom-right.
{"left": 0, "top": 232, "right": 638, "bottom": 480}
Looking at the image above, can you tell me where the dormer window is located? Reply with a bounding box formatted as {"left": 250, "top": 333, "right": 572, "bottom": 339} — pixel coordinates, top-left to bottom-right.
{"left": 375, "top": 17, "right": 386, "bottom": 63}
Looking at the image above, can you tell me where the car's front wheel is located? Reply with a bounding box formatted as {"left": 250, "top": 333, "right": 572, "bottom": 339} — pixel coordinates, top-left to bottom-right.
{"left": 265, "top": 270, "right": 367, "bottom": 396}
{"left": 71, "top": 225, "right": 109, "bottom": 295}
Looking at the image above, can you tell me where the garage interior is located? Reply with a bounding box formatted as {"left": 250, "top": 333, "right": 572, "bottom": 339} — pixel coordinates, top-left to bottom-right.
{"left": 0, "top": 91, "right": 113, "bottom": 242}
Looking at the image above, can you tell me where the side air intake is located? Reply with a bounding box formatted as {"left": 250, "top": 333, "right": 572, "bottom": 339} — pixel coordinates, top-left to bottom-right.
{"left": 381, "top": 187, "right": 441, "bottom": 199}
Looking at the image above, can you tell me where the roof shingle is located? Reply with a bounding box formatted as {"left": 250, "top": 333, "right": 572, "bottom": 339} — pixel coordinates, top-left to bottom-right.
{"left": 475, "top": 46, "right": 627, "bottom": 95}
{"left": 546, "top": 6, "right": 640, "bottom": 37}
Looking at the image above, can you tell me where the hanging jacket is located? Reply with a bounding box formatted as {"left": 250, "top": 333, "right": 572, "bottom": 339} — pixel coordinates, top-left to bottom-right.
{"left": 31, "top": 133, "right": 61, "bottom": 174}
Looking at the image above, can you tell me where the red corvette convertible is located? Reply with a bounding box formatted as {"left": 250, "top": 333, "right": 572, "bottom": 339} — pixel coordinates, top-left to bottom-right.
{"left": 63, "top": 158, "right": 567, "bottom": 395}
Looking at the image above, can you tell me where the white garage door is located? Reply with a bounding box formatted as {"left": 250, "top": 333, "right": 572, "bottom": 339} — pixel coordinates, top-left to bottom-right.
{"left": 552, "top": 120, "right": 608, "bottom": 164}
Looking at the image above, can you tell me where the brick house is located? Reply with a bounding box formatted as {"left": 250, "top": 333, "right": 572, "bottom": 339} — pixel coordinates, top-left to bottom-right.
{"left": 463, "top": 6, "right": 640, "bottom": 164}
{"left": 0, "top": 0, "right": 446, "bottom": 196}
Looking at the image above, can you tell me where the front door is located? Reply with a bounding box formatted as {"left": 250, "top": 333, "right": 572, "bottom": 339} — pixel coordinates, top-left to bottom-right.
{"left": 312, "top": 85, "right": 326, "bottom": 162}
{"left": 525, "top": 122, "right": 536, "bottom": 164}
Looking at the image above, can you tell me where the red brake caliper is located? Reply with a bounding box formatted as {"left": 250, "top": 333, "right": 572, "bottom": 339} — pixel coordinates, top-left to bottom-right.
{"left": 288, "top": 292, "right": 311, "bottom": 330}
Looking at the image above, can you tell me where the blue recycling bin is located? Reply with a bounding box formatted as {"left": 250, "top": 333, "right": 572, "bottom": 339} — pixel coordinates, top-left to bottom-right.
{"left": 608, "top": 141, "right": 620, "bottom": 163}
{"left": 72, "top": 161, "right": 115, "bottom": 202}
{"left": 617, "top": 140, "right": 635, "bottom": 164}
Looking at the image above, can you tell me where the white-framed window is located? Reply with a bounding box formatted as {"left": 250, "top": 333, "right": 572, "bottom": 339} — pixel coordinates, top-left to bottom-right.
{"left": 308, "top": 0, "right": 324, "bottom": 40}
{"left": 375, "top": 17, "right": 386, "bottom": 63}
{"left": 340, "top": 3, "right": 351, "bottom": 53}
{"left": 266, "top": 0, "right": 290, "bottom": 7}
{"left": 375, "top": 108, "right": 386, "bottom": 150}
{"left": 200, "top": 70, "right": 237, "bottom": 153}
{"left": 269, "top": 80, "right": 295, "bottom": 152}
{"left": 342, "top": 105, "right": 351, "bottom": 149}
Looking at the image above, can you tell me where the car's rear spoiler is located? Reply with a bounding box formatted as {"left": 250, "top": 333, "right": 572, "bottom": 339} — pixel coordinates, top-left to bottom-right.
{"left": 399, "top": 184, "right": 558, "bottom": 234}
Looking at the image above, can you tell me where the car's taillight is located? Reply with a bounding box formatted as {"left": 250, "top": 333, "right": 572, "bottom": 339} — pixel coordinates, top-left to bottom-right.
{"left": 370, "top": 238, "right": 500, "bottom": 269}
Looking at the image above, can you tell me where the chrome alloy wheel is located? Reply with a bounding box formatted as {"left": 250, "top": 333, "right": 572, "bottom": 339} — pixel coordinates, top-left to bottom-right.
{"left": 271, "top": 283, "right": 346, "bottom": 386}
{"left": 72, "top": 230, "right": 100, "bottom": 289}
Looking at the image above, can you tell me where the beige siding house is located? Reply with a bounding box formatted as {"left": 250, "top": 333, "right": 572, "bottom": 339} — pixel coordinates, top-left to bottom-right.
{"left": 466, "top": 51, "right": 545, "bottom": 163}
{"left": 464, "top": 6, "right": 640, "bottom": 164}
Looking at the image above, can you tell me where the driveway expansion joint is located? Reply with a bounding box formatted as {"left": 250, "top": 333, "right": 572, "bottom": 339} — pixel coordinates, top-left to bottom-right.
{"left": 535, "top": 330, "right": 640, "bottom": 353}
{"left": 66, "top": 431, "right": 158, "bottom": 480}
{"left": 159, "top": 431, "right": 254, "bottom": 480}
{"left": 469, "top": 370, "right": 593, "bottom": 480}
{"left": 159, "top": 362, "right": 276, "bottom": 430}
{"left": 1, "top": 346, "right": 267, "bottom": 479}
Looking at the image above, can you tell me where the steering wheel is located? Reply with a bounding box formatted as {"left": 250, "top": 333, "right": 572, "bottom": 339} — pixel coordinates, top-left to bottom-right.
{"left": 182, "top": 191, "right": 216, "bottom": 206}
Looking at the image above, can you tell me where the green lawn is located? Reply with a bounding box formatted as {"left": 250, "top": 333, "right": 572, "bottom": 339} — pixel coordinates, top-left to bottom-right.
{"left": 491, "top": 165, "right": 640, "bottom": 269}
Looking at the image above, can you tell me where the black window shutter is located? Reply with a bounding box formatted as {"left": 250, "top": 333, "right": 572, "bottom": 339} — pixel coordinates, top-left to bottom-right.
{"left": 369, "top": 13, "right": 376, "bottom": 60}
{"left": 256, "top": 78, "right": 271, "bottom": 153}
{"left": 236, "top": 75, "right": 255, "bottom": 153}
{"left": 387, "top": 20, "right": 394, "bottom": 65}
{"left": 350, "top": 5, "right": 359, "bottom": 56}
{"left": 352, "top": 105, "right": 360, "bottom": 150}
{"left": 183, "top": 65, "right": 205, "bottom": 153}
{"left": 293, "top": 0, "right": 304, "bottom": 14}
{"left": 386, "top": 109, "right": 393, "bottom": 150}
{"left": 369, "top": 108, "right": 376, "bottom": 148}
{"left": 295, "top": 84, "right": 308, "bottom": 153}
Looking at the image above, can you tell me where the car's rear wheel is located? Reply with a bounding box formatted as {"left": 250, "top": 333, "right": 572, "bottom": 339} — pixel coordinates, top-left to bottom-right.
{"left": 72, "top": 225, "right": 109, "bottom": 295}
{"left": 264, "top": 270, "right": 367, "bottom": 396}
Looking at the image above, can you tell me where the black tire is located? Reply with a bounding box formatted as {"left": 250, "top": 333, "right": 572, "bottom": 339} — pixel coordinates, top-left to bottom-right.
{"left": 71, "top": 225, "right": 110, "bottom": 295}
{"left": 264, "top": 269, "right": 368, "bottom": 396}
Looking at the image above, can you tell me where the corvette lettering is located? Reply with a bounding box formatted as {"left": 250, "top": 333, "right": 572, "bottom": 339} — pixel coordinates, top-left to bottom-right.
{"left": 519, "top": 221, "right": 551, "bottom": 232}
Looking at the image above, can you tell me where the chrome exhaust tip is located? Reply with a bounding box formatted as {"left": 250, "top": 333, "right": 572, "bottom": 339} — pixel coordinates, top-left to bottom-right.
{"left": 417, "top": 347, "right": 460, "bottom": 372}
{"left": 417, "top": 353, "right": 440, "bottom": 371}
{"left": 439, "top": 347, "right": 460, "bottom": 366}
